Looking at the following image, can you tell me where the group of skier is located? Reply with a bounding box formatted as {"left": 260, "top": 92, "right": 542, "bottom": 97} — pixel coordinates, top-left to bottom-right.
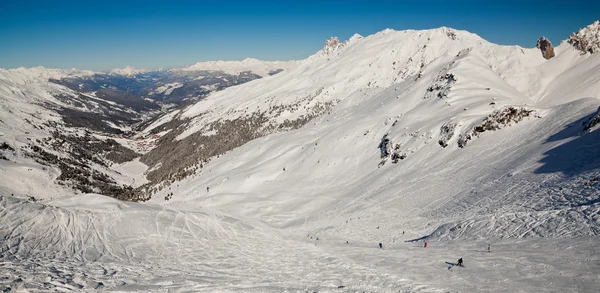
{"left": 307, "top": 226, "right": 494, "bottom": 270}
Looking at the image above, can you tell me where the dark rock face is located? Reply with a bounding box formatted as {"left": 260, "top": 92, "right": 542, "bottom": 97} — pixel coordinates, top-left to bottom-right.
{"left": 536, "top": 37, "right": 555, "bottom": 59}
{"left": 583, "top": 106, "right": 600, "bottom": 131}
{"left": 458, "top": 107, "right": 534, "bottom": 148}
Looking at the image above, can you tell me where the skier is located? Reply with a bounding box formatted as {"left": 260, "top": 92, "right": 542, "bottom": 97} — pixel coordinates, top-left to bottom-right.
{"left": 457, "top": 258, "right": 463, "bottom": 266}
{"left": 206, "top": 186, "right": 209, "bottom": 193}
{"left": 379, "top": 242, "right": 383, "bottom": 249}
{"left": 424, "top": 241, "right": 428, "bottom": 248}
{"left": 488, "top": 244, "right": 491, "bottom": 252}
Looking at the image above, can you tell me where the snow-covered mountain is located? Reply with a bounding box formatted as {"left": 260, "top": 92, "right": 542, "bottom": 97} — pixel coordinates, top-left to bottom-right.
{"left": 109, "top": 66, "right": 151, "bottom": 76}
{"left": 1, "top": 22, "right": 600, "bottom": 292}
{"left": 60, "top": 58, "right": 297, "bottom": 105}
{"left": 179, "top": 57, "right": 299, "bottom": 77}
{"left": 0, "top": 56, "right": 299, "bottom": 202}
{"left": 0, "top": 66, "right": 94, "bottom": 84}
{"left": 0, "top": 66, "right": 162, "bottom": 201}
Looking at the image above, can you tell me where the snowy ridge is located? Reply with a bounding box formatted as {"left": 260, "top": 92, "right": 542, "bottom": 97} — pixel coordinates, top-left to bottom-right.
{"left": 306, "top": 33, "right": 363, "bottom": 61}
{"left": 179, "top": 57, "right": 299, "bottom": 76}
{"left": 0, "top": 66, "right": 94, "bottom": 85}
{"left": 170, "top": 26, "right": 599, "bottom": 141}
{"left": 173, "top": 27, "right": 529, "bottom": 139}
{"left": 109, "top": 66, "right": 151, "bottom": 76}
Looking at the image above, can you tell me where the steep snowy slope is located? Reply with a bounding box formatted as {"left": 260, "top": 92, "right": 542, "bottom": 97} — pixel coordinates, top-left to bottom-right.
{"left": 138, "top": 26, "right": 600, "bottom": 189}
{"left": 159, "top": 43, "right": 600, "bottom": 238}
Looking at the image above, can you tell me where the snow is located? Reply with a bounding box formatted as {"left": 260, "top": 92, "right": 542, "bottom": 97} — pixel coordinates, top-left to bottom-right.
{"left": 109, "top": 66, "right": 150, "bottom": 76}
{"left": 0, "top": 156, "right": 76, "bottom": 200}
{"left": 0, "top": 66, "right": 94, "bottom": 85}
{"left": 152, "top": 82, "right": 183, "bottom": 95}
{"left": 174, "top": 27, "right": 600, "bottom": 141}
{"left": 110, "top": 158, "right": 149, "bottom": 187}
{"left": 139, "top": 109, "right": 181, "bottom": 135}
{"left": 180, "top": 57, "right": 299, "bottom": 77}
{"left": 2, "top": 23, "right": 600, "bottom": 292}
{"left": 1, "top": 192, "right": 598, "bottom": 292}
{"left": 0, "top": 68, "right": 153, "bottom": 199}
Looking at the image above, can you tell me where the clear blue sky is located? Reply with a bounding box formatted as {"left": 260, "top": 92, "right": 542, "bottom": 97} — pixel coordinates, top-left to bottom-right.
{"left": 0, "top": 0, "right": 598, "bottom": 71}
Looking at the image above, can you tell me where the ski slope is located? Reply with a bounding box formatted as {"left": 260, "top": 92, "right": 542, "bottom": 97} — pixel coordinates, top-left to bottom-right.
{"left": 2, "top": 22, "right": 600, "bottom": 292}
{"left": 1, "top": 195, "right": 598, "bottom": 292}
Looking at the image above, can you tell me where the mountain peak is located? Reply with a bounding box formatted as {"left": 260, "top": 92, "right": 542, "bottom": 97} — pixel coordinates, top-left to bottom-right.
{"left": 323, "top": 36, "right": 345, "bottom": 55}
{"left": 181, "top": 58, "right": 298, "bottom": 77}
{"left": 567, "top": 20, "right": 600, "bottom": 54}
{"left": 241, "top": 57, "right": 262, "bottom": 64}
{"left": 110, "top": 66, "right": 149, "bottom": 76}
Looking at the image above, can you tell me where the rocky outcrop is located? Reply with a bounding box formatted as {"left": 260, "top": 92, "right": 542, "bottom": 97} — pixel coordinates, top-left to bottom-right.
{"left": 536, "top": 36, "right": 555, "bottom": 59}
{"left": 323, "top": 37, "right": 345, "bottom": 55}
{"left": 568, "top": 20, "right": 600, "bottom": 54}
{"left": 583, "top": 106, "right": 600, "bottom": 131}
{"left": 308, "top": 35, "right": 362, "bottom": 61}
{"left": 458, "top": 107, "right": 534, "bottom": 148}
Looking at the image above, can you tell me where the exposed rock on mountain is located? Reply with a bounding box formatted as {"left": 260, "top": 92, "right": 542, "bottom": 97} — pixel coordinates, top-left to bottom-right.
{"left": 323, "top": 37, "right": 344, "bottom": 55}
{"left": 568, "top": 20, "right": 600, "bottom": 54}
{"left": 583, "top": 106, "right": 600, "bottom": 131}
{"left": 458, "top": 107, "right": 534, "bottom": 148}
{"left": 536, "top": 36, "right": 555, "bottom": 59}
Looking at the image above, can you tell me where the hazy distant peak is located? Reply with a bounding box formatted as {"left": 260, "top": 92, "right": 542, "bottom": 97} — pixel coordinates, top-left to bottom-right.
{"left": 110, "top": 66, "right": 150, "bottom": 76}
{"left": 180, "top": 58, "right": 298, "bottom": 77}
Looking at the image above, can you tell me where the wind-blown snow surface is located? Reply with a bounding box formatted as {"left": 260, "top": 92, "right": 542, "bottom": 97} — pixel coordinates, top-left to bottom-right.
{"left": 2, "top": 26, "right": 600, "bottom": 292}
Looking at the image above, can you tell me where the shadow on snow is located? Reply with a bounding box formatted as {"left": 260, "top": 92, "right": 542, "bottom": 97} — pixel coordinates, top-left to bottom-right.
{"left": 535, "top": 110, "right": 600, "bottom": 176}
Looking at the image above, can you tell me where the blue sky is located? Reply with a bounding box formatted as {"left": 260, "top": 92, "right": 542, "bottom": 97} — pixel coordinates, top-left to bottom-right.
{"left": 0, "top": 0, "right": 598, "bottom": 71}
